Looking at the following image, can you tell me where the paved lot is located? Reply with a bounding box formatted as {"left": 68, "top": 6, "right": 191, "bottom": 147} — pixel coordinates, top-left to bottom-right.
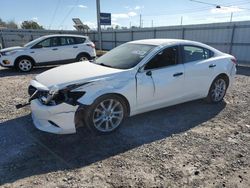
{"left": 0, "top": 66, "right": 249, "bottom": 187}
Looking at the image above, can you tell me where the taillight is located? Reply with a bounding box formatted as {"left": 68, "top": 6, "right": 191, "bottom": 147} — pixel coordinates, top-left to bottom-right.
{"left": 87, "top": 43, "right": 95, "bottom": 48}
{"left": 231, "top": 58, "right": 237, "bottom": 65}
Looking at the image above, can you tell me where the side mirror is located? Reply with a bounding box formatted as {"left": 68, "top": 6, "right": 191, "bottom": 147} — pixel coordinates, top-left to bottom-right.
{"left": 138, "top": 66, "right": 145, "bottom": 73}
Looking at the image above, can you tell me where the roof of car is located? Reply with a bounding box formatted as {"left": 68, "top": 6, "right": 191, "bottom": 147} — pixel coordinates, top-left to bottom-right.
{"left": 42, "top": 34, "right": 87, "bottom": 38}
{"left": 129, "top": 39, "right": 222, "bottom": 54}
{"left": 129, "top": 39, "right": 201, "bottom": 46}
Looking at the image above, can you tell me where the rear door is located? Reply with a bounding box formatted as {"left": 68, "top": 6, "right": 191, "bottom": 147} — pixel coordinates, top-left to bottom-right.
{"left": 136, "top": 46, "right": 185, "bottom": 111}
{"left": 181, "top": 45, "right": 216, "bottom": 99}
{"left": 31, "top": 37, "right": 62, "bottom": 63}
{"left": 59, "top": 37, "right": 78, "bottom": 61}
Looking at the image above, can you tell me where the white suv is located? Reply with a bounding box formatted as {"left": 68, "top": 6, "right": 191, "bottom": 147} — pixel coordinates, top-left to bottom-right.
{"left": 0, "top": 34, "right": 96, "bottom": 72}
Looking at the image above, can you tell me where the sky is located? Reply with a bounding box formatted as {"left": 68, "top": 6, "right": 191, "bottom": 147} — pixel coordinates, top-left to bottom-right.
{"left": 1, "top": 0, "right": 250, "bottom": 30}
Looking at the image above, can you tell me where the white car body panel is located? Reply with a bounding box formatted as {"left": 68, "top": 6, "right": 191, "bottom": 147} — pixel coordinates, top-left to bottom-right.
{"left": 136, "top": 64, "right": 185, "bottom": 111}
{"left": 28, "top": 39, "right": 237, "bottom": 134}
{"left": 31, "top": 99, "right": 78, "bottom": 134}
{"left": 0, "top": 34, "right": 96, "bottom": 68}
{"left": 35, "top": 61, "right": 125, "bottom": 88}
{"left": 31, "top": 46, "right": 63, "bottom": 63}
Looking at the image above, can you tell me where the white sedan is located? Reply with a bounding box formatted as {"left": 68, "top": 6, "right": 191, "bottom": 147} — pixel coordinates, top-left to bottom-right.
{"left": 25, "top": 39, "right": 237, "bottom": 134}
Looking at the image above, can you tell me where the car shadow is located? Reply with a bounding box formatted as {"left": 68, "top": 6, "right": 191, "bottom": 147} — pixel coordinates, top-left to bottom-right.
{"left": 0, "top": 66, "right": 56, "bottom": 78}
{"left": 237, "top": 65, "right": 250, "bottom": 76}
{"left": 0, "top": 99, "right": 226, "bottom": 185}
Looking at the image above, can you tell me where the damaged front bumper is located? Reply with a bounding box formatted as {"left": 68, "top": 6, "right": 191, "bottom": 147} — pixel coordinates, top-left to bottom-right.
{"left": 31, "top": 99, "right": 79, "bottom": 134}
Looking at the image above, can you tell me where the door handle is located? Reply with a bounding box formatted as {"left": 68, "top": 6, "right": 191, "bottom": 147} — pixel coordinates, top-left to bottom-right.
{"left": 173, "top": 72, "right": 183, "bottom": 77}
{"left": 73, "top": 46, "right": 78, "bottom": 48}
{"left": 52, "top": 48, "right": 58, "bottom": 51}
{"left": 146, "top": 71, "right": 152, "bottom": 76}
{"left": 209, "top": 64, "right": 216, "bottom": 68}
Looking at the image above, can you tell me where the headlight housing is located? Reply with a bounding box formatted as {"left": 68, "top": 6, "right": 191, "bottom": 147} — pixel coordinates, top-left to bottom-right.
{"left": 40, "top": 85, "right": 59, "bottom": 105}
{"left": 38, "top": 85, "right": 85, "bottom": 106}
{"left": 2, "top": 51, "right": 18, "bottom": 56}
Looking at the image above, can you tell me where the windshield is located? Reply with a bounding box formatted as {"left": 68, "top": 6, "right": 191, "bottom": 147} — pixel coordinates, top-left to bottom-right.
{"left": 95, "top": 43, "right": 156, "bottom": 69}
{"left": 24, "top": 36, "right": 46, "bottom": 47}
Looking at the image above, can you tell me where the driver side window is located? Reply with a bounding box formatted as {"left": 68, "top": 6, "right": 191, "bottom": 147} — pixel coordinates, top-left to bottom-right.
{"left": 35, "top": 38, "right": 51, "bottom": 48}
{"left": 33, "top": 37, "right": 59, "bottom": 48}
{"left": 145, "top": 46, "right": 178, "bottom": 70}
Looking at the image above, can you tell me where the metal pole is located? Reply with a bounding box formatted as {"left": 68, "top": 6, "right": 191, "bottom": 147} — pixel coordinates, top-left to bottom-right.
{"left": 229, "top": 24, "right": 235, "bottom": 54}
{"left": 182, "top": 28, "right": 185, "bottom": 39}
{"left": 96, "top": 0, "right": 102, "bottom": 50}
{"left": 0, "top": 29, "right": 5, "bottom": 49}
{"left": 151, "top": 20, "right": 153, "bottom": 28}
{"left": 139, "top": 14, "right": 142, "bottom": 28}
{"left": 114, "top": 31, "right": 117, "bottom": 47}
{"left": 181, "top": 16, "right": 183, "bottom": 25}
{"left": 230, "top": 12, "right": 233, "bottom": 22}
{"left": 153, "top": 28, "right": 156, "bottom": 38}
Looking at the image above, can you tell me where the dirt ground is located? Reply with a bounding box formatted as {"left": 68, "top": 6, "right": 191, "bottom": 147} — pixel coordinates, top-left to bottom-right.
{"left": 0, "top": 65, "right": 249, "bottom": 188}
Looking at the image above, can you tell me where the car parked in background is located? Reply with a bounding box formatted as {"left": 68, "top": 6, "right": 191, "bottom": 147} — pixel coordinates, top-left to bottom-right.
{"left": 26, "top": 39, "right": 237, "bottom": 135}
{"left": 0, "top": 34, "right": 96, "bottom": 72}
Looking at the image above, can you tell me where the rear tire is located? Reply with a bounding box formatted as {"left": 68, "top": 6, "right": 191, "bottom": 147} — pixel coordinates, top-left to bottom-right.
{"left": 76, "top": 54, "right": 90, "bottom": 62}
{"left": 15, "top": 57, "right": 34, "bottom": 72}
{"left": 206, "top": 76, "right": 228, "bottom": 103}
{"left": 83, "top": 94, "right": 128, "bottom": 134}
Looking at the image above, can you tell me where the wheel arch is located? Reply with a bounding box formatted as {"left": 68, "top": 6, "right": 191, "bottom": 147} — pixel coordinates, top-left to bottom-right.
{"left": 78, "top": 92, "right": 131, "bottom": 116}
{"left": 76, "top": 52, "right": 91, "bottom": 60}
{"left": 107, "top": 93, "right": 131, "bottom": 116}
{"left": 14, "top": 55, "right": 36, "bottom": 66}
{"left": 205, "top": 73, "right": 230, "bottom": 97}
{"left": 74, "top": 92, "right": 131, "bottom": 129}
{"left": 213, "top": 73, "right": 230, "bottom": 87}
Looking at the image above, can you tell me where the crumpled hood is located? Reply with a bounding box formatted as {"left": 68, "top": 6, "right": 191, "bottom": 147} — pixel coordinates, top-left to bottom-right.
{"left": 0, "top": 46, "right": 24, "bottom": 53}
{"left": 35, "top": 61, "right": 125, "bottom": 88}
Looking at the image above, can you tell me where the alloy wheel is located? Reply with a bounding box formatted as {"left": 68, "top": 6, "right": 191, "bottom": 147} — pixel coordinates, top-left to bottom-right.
{"left": 92, "top": 99, "right": 124, "bottom": 132}
{"left": 211, "top": 78, "right": 227, "bottom": 102}
{"left": 18, "top": 59, "right": 32, "bottom": 72}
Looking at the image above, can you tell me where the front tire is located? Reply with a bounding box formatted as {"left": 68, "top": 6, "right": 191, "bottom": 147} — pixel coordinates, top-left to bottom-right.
{"left": 206, "top": 77, "right": 228, "bottom": 103}
{"left": 84, "top": 94, "right": 128, "bottom": 134}
{"left": 15, "top": 58, "right": 33, "bottom": 72}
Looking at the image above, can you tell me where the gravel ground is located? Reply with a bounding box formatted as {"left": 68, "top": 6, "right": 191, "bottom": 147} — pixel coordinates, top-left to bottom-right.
{"left": 0, "top": 66, "right": 249, "bottom": 188}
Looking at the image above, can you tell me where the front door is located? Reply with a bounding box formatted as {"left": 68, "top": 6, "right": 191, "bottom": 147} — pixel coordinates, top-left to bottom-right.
{"left": 31, "top": 37, "right": 62, "bottom": 63}
{"left": 136, "top": 46, "right": 185, "bottom": 112}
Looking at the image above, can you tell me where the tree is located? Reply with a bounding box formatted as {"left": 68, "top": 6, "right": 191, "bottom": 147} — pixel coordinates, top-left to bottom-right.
{"left": 6, "top": 21, "right": 18, "bottom": 29}
{"left": 0, "top": 18, "right": 18, "bottom": 29}
{"left": 131, "top": 26, "right": 139, "bottom": 29}
{"left": 21, "top": 20, "right": 44, "bottom": 30}
{"left": 0, "top": 18, "right": 6, "bottom": 27}
{"left": 114, "top": 25, "right": 120, "bottom": 29}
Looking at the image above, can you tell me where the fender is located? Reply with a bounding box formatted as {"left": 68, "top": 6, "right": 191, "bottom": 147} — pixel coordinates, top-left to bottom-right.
{"left": 77, "top": 77, "right": 136, "bottom": 106}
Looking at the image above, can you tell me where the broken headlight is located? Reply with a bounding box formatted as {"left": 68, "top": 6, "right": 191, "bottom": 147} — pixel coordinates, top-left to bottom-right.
{"left": 39, "top": 85, "right": 85, "bottom": 106}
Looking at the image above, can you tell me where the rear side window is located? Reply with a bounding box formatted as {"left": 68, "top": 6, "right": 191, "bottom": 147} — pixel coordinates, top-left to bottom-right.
{"left": 50, "top": 37, "right": 60, "bottom": 47}
{"left": 74, "top": 37, "right": 86, "bottom": 44}
{"left": 183, "top": 45, "right": 214, "bottom": 63}
{"left": 145, "top": 46, "right": 178, "bottom": 70}
{"left": 60, "top": 37, "right": 75, "bottom": 46}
